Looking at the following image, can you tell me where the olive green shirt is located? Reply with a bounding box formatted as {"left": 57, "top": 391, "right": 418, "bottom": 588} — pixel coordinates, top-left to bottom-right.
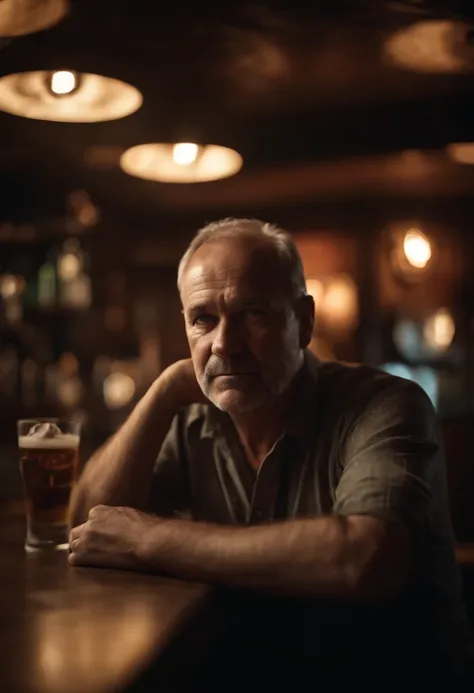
{"left": 148, "top": 352, "right": 473, "bottom": 687}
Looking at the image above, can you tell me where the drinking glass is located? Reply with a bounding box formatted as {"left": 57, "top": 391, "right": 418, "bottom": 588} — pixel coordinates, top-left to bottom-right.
{"left": 17, "top": 419, "right": 81, "bottom": 551}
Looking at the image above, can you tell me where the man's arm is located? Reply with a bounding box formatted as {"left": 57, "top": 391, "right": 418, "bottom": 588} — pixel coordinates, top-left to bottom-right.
{"left": 143, "top": 512, "right": 411, "bottom": 602}
{"left": 69, "top": 505, "right": 411, "bottom": 604}
{"left": 68, "top": 359, "right": 198, "bottom": 527}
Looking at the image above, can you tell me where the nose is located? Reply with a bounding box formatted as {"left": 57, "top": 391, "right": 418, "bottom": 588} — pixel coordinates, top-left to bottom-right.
{"left": 211, "top": 317, "right": 244, "bottom": 357}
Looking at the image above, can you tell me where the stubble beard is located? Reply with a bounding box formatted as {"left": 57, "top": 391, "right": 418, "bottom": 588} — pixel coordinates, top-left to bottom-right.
{"left": 199, "top": 344, "right": 302, "bottom": 414}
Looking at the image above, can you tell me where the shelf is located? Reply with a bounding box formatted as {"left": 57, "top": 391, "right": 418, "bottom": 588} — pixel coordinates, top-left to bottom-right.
{"left": 23, "top": 305, "right": 94, "bottom": 318}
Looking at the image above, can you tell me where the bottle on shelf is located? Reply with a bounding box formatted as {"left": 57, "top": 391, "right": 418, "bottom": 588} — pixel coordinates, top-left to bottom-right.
{"left": 0, "top": 274, "right": 26, "bottom": 323}
{"left": 37, "top": 249, "right": 57, "bottom": 309}
{"left": 57, "top": 352, "right": 84, "bottom": 410}
{"left": 57, "top": 239, "right": 92, "bottom": 309}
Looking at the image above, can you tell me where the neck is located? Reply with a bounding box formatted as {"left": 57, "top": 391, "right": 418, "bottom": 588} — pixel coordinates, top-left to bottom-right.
{"left": 229, "top": 374, "right": 300, "bottom": 467}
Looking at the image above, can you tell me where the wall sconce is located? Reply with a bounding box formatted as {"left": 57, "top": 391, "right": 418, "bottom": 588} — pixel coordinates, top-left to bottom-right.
{"left": 403, "top": 228, "right": 432, "bottom": 269}
{"left": 389, "top": 224, "right": 435, "bottom": 282}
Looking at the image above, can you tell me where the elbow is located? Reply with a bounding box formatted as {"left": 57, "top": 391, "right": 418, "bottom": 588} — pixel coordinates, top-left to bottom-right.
{"left": 345, "top": 567, "right": 403, "bottom": 605}
{"left": 344, "top": 553, "right": 410, "bottom": 605}
{"left": 341, "top": 515, "right": 413, "bottom": 604}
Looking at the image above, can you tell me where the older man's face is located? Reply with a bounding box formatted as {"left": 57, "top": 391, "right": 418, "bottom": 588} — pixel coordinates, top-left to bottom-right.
{"left": 181, "top": 236, "right": 312, "bottom": 413}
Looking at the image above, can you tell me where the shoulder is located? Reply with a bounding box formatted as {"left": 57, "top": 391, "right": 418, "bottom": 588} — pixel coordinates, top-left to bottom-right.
{"left": 318, "top": 359, "right": 430, "bottom": 403}
{"left": 316, "top": 359, "right": 437, "bottom": 436}
{"left": 315, "top": 360, "right": 388, "bottom": 414}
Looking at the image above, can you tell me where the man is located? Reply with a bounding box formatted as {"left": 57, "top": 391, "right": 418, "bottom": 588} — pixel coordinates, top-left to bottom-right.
{"left": 69, "top": 218, "right": 473, "bottom": 688}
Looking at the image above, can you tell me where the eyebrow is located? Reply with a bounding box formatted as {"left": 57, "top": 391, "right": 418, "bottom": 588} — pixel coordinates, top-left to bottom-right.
{"left": 185, "top": 297, "right": 276, "bottom": 316}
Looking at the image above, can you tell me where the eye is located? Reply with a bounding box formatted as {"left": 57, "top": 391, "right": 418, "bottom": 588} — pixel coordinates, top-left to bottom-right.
{"left": 191, "top": 313, "right": 217, "bottom": 327}
{"left": 245, "top": 307, "right": 267, "bottom": 319}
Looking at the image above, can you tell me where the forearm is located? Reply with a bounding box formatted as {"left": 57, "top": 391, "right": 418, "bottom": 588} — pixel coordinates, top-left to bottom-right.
{"left": 69, "top": 377, "right": 179, "bottom": 526}
{"left": 143, "top": 516, "right": 367, "bottom": 599}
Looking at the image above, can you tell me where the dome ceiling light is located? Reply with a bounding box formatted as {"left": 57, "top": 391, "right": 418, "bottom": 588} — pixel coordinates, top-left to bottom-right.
{"left": 384, "top": 20, "right": 474, "bottom": 73}
{"left": 120, "top": 143, "right": 243, "bottom": 183}
{"left": 0, "top": 0, "right": 68, "bottom": 37}
{"left": 0, "top": 70, "right": 143, "bottom": 122}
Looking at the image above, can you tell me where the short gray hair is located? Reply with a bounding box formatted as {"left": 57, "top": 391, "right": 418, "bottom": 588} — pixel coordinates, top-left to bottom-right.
{"left": 177, "top": 217, "right": 307, "bottom": 300}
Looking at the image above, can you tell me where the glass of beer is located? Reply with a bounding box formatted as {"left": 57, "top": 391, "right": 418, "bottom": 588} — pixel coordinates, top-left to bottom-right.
{"left": 17, "top": 419, "right": 81, "bottom": 551}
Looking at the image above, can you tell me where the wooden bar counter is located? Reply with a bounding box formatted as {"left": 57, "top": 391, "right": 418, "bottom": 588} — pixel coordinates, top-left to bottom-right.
{"left": 0, "top": 507, "right": 213, "bottom": 693}
{"left": 2, "top": 498, "right": 474, "bottom": 693}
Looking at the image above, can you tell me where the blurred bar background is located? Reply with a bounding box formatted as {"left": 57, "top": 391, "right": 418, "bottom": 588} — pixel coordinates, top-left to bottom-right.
{"left": 2, "top": 1, "right": 474, "bottom": 539}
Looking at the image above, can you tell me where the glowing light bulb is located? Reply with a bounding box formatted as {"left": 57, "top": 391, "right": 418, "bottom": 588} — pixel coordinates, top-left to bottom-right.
{"left": 320, "top": 275, "right": 358, "bottom": 333}
{"left": 172, "top": 142, "right": 198, "bottom": 166}
{"left": 423, "top": 308, "right": 455, "bottom": 352}
{"left": 50, "top": 71, "right": 76, "bottom": 95}
{"left": 103, "top": 373, "right": 136, "bottom": 409}
{"left": 403, "top": 229, "right": 432, "bottom": 269}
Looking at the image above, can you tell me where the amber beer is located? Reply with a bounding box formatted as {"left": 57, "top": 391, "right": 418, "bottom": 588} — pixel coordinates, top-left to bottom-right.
{"left": 18, "top": 420, "right": 80, "bottom": 550}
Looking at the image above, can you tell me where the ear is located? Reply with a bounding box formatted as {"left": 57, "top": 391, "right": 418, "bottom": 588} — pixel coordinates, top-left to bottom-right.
{"left": 297, "top": 295, "right": 315, "bottom": 348}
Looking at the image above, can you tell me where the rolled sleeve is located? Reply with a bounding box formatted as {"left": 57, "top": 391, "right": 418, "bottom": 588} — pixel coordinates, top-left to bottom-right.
{"left": 334, "top": 379, "right": 440, "bottom": 542}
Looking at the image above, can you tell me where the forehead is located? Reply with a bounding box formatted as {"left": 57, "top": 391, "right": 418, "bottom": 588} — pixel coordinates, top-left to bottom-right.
{"left": 181, "top": 237, "right": 290, "bottom": 305}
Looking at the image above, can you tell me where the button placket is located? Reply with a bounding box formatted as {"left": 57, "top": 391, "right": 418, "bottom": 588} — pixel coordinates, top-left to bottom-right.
{"left": 248, "top": 446, "right": 282, "bottom": 524}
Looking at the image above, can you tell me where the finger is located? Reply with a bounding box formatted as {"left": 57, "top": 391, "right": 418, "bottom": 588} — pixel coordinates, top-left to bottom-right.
{"left": 69, "top": 523, "right": 86, "bottom": 543}
{"left": 69, "top": 537, "right": 81, "bottom": 553}
{"left": 68, "top": 549, "right": 112, "bottom": 569}
{"left": 68, "top": 545, "right": 95, "bottom": 567}
{"left": 88, "top": 504, "right": 109, "bottom": 520}
{"left": 68, "top": 550, "right": 90, "bottom": 567}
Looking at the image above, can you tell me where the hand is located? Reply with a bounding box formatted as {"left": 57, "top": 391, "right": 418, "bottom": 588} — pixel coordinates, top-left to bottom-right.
{"left": 69, "top": 505, "right": 160, "bottom": 571}
{"left": 160, "top": 358, "right": 207, "bottom": 407}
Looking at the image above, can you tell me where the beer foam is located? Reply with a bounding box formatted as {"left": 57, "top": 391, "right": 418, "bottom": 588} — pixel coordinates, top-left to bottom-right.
{"left": 27, "top": 422, "right": 62, "bottom": 439}
{"left": 19, "top": 434, "right": 80, "bottom": 450}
